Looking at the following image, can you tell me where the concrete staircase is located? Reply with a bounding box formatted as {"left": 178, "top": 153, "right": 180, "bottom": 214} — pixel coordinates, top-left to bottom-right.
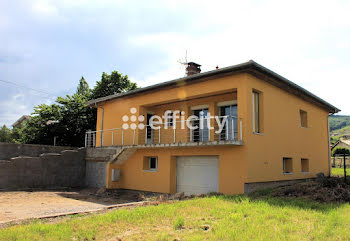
{"left": 85, "top": 147, "right": 137, "bottom": 188}
{"left": 85, "top": 146, "right": 137, "bottom": 164}
{"left": 108, "top": 147, "right": 137, "bottom": 165}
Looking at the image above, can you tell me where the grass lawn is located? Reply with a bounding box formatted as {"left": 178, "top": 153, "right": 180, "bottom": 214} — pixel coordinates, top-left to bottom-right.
{"left": 332, "top": 167, "right": 349, "bottom": 177}
{"left": 1, "top": 193, "right": 350, "bottom": 241}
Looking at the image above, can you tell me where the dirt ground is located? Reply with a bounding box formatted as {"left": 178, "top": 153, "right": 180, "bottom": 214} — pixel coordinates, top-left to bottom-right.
{"left": 0, "top": 188, "right": 158, "bottom": 224}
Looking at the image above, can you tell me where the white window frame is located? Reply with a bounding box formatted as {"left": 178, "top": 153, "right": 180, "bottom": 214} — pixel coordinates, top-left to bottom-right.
{"left": 252, "top": 91, "right": 260, "bottom": 133}
{"left": 148, "top": 157, "right": 158, "bottom": 171}
{"left": 190, "top": 108, "right": 209, "bottom": 142}
{"left": 219, "top": 104, "right": 237, "bottom": 141}
{"left": 167, "top": 111, "right": 174, "bottom": 127}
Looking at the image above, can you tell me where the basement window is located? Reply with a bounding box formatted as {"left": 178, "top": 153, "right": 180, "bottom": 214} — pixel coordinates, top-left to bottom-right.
{"left": 283, "top": 157, "right": 293, "bottom": 174}
{"left": 143, "top": 157, "right": 158, "bottom": 171}
{"left": 301, "top": 158, "right": 309, "bottom": 173}
{"left": 300, "top": 110, "right": 308, "bottom": 128}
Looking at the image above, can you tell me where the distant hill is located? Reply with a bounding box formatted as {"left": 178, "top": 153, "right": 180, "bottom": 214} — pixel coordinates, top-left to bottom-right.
{"left": 330, "top": 115, "right": 350, "bottom": 132}
{"left": 329, "top": 115, "right": 350, "bottom": 144}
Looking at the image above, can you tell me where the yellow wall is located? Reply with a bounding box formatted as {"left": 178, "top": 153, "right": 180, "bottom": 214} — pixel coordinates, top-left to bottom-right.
{"left": 139, "top": 92, "right": 238, "bottom": 144}
{"left": 95, "top": 72, "right": 331, "bottom": 194}
{"left": 108, "top": 146, "right": 247, "bottom": 194}
{"left": 243, "top": 75, "right": 330, "bottom": 182}
{"left": 95, "top": 73, "right": 247, "bottom": 146}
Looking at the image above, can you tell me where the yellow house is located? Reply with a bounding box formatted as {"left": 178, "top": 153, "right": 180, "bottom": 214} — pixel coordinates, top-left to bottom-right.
{"left": 86, "top": 60, "right": 339, "bottom": 195}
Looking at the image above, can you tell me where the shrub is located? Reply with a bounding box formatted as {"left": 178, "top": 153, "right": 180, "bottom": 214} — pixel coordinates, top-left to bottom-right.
{"left": 332, "top": 147, "right": 350, "bottom": 156}
{"left": 173, "top": 216, "right": 184, "bottom": 230}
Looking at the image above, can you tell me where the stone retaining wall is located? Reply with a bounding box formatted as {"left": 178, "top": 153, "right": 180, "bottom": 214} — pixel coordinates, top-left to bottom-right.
{"left": 0, "top": 147, "right": 85, "bottom": 190}
{"left": 0, "top": 142, "right": 75, "bottom": 160}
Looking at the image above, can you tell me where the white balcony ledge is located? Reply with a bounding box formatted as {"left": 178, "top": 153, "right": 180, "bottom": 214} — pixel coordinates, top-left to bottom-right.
{"left": 93, "top": 140, "right": 244, "bottom": 149}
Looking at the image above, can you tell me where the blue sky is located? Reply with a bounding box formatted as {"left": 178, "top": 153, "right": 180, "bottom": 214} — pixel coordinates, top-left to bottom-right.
{"left": 1, "top": 0, "right": 350, "bottom": 127}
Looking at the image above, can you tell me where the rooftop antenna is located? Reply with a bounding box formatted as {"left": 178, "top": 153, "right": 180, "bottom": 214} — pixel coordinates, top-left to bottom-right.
{"left": 177, "top": 50, "right": 188, "bottom": 76}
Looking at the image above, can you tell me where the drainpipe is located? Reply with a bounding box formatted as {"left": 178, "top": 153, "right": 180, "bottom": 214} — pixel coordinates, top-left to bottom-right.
{"left": 95, "top": 103, "right": 104, "bottom": 147}
{"left": 327, "top": 113, "right": 334, "bottom": 177}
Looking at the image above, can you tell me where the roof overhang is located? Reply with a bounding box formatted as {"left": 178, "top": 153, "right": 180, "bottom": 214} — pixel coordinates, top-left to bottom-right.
{"left": 87, "top": 60, "right": 340, "bottom": 114}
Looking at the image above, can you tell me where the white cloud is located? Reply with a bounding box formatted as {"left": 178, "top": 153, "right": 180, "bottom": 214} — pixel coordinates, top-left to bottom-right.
{"left": 31, "top": 0, "right": 58, "bottom": 15}
{"left": 30, "top": 0, "right": 69, "bottom": 22}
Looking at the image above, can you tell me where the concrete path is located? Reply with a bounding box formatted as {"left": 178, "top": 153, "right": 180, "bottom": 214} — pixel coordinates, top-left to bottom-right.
{"left": 0, "top": 189, "right": 156, "bottom": 224}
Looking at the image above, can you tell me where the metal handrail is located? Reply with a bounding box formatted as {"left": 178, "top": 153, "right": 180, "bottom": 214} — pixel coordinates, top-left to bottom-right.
{"left": 86, "top": 115, "right": 238, "bottom": 134}
{"left": 85, "top": 115, "right": 242, "bottom": 147}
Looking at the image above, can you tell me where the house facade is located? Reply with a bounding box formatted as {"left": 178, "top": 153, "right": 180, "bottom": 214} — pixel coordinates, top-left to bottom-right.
{"left": 12, "top": 115, "right": 31, "bottom": 128}
{"left": 86, "top": 60, "right": 339, "bottom": 195}
{"left": 332, "top": 139, "right": 350, "bottom": 151}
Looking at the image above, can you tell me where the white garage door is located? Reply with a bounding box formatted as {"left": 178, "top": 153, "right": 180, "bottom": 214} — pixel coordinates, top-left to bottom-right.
{"left": 176, "top": 156, "right": 219, "bottom": 195}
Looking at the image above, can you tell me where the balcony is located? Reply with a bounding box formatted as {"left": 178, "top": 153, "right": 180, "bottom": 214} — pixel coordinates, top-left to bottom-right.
{"left": 85, "top": 115, "right": 243, "bottom": 148}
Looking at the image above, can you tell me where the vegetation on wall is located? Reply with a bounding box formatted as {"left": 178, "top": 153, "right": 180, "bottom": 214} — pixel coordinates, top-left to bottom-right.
{"left": 7, "top": 72, "right": 138, "bottom": 147}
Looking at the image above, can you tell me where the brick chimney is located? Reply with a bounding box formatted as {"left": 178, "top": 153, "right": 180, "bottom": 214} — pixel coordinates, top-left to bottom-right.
{"left": 186, "top": 62, "right": 201, "bottom": 76}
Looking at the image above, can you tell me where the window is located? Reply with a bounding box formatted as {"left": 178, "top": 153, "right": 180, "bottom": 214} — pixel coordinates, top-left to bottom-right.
{"left": 146, "top": 113, "right": 154, "bottom": 143}
{"left": 143, "top": 157, "right": 158, "bottom": 171}
{"left": 191, "top": 108, "right": 209, "bottom": 142}
{"left": 300, "top": 110, "right": 308, "bottom": 128}
{"left": 219, "top": 105, "right": 237, "bottom": 140}
{"left": 283, "top": 157, "right": 293, "bottom": 174}
{"left": 301, "top": 158, "right": 309, "bottom": 173}
{"left": 111, "top": 169, "right": 120, "bottom": 181}
{"left": 252, "top": 91, "right": 260, "bottom": 133}
{"left": 168, "top": 111, "right": 174, "bottom": 127}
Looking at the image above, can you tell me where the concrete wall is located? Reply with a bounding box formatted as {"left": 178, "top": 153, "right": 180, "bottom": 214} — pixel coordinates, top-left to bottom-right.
{"left": 0, "top": 148, "right": 85, "bottom": 190}
{"left": 85, "top": 161, "right": 107, "bottom": 188}
{"left": 84, "top": 147, "right": 121, "bottom": 188}
{"left": 0, "top": 143, "right": 75, "bottom": 160}
{"left": 244, "top": 179, "right": 313, "bottom": 193}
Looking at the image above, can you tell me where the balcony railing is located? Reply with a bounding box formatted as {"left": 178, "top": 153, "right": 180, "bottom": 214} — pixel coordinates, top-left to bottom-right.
{"left": 85, "top": 115, "right": 243, "bottom": 148}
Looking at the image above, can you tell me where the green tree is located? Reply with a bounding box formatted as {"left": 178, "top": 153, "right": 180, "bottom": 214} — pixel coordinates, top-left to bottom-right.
{"left": 11, "top": 125, "right": 24, "bottom": 143}
{"left": 17, "top": 103, "right": 62, "bottom": 145}
{"left": 18, "top": 93, "right": 95, "bottom": 146}
{"left": 16, "top": 70, "right": 137, "bottom": 146}
{"left": 55, "top": 93, "right": 96, "bottom": 146}
{"left": 0, "top": 125, "right": 13, "bottom": 143}
{"left": 91, "top": 71, "right": 137, "bottom": 99}
{"left": 76, "top": 76, "right": 91, "bottom": 97}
